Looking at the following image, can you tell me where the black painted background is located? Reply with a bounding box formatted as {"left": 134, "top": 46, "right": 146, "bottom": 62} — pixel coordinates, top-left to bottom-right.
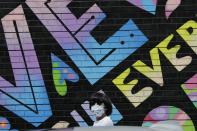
{"left": 0, "top": 0, "right": 196, "bottom": 130}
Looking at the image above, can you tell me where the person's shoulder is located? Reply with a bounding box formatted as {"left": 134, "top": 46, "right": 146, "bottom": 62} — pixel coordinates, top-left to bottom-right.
{"left": 103, "top": 116, "right": 113, "bottom": 125}
{"left": 104, "top": 116, "right": 111, "bottom": 120}
{"left": 93, "top": 116, "right": 114, "bottom": 127}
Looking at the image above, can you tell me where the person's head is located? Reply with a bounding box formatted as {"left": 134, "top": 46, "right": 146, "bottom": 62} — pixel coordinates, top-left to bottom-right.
{"left": 89, "top": 92, "right": 112, "bottom": 119}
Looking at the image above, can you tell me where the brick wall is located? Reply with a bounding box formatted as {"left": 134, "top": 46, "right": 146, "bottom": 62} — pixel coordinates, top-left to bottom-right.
{"left": 0, "top": 0, "right": 196, "bottom": 130}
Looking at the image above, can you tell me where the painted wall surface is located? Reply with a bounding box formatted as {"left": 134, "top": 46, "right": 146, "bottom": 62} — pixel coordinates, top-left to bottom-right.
{"left": 0, "top": 0, "right": 196, "bottom": 130}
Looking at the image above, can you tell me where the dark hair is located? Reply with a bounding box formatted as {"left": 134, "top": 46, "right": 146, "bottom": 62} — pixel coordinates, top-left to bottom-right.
{"left": 89, "top": 92, "right": 112, "bottom": 116}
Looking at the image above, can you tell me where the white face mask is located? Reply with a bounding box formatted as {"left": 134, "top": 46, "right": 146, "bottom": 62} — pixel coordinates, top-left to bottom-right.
{"left": 91, "top": 103, "right": 105, "bottom": 118}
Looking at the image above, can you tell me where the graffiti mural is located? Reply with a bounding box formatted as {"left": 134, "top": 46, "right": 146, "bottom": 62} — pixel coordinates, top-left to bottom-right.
{"left": 142, "top": 106, "right": 196, "bottom": 131}
{"left": 181, "top": 74, "right": 197, "bottom": 108}
{"left": 0, "top": 5, "right": 52, "bottom": 127}
{"left": 51, "top": 53, "right": 79, "bottom": 96}
{"left": 127, "top": 0, "right": 157, "bottom": 14}
{"left": 0, "top": 0, "right": 196, "bottom": 130}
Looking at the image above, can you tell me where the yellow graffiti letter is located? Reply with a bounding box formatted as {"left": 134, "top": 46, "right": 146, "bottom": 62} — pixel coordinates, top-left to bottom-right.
{"left": 112, "top": 68, "right": 153, "bottom": 107}
{"left": 157, "top": 34, "right": 192, "bottom": 71}
{"left": 177, "top": 20, "right": 197, "bottom": 54}
{"left": 133, "top": 48, "right": 163, "bottom": 86}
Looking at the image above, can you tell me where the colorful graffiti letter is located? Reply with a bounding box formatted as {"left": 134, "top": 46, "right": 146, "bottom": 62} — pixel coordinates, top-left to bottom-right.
{"left": 181, "top": 74, "right": 197, "bottom": 108}
{"left": 0, "top": 5, "right": 52, "bottom": 127}
{"left": 156, "top": 34, "right": 192, "bottom": 71}
{"left": 165, "top": 0, "right": 181, "bottom": 19}
{"left": 0, "top": 117, "right": 10, "bottom": 130}
{"left": 51, "top": 53, "right": 79, "bottom": 96}
{"left": 127, "top": 0, "right": 157, "bottom": 14}
{"left": 142, "top": 106, "right": 196, "bottom": 131}
{"left": 26, "top": 0, "right": 148, "bottom": 84}
{"left": 133, "top": 48, "right": 163, "bottom": 86}
{"left": 177, "top": 20, "right": 197, "bottom": 55}
{"left": 113, "top": 68, "right": 153, "bottom": 107}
